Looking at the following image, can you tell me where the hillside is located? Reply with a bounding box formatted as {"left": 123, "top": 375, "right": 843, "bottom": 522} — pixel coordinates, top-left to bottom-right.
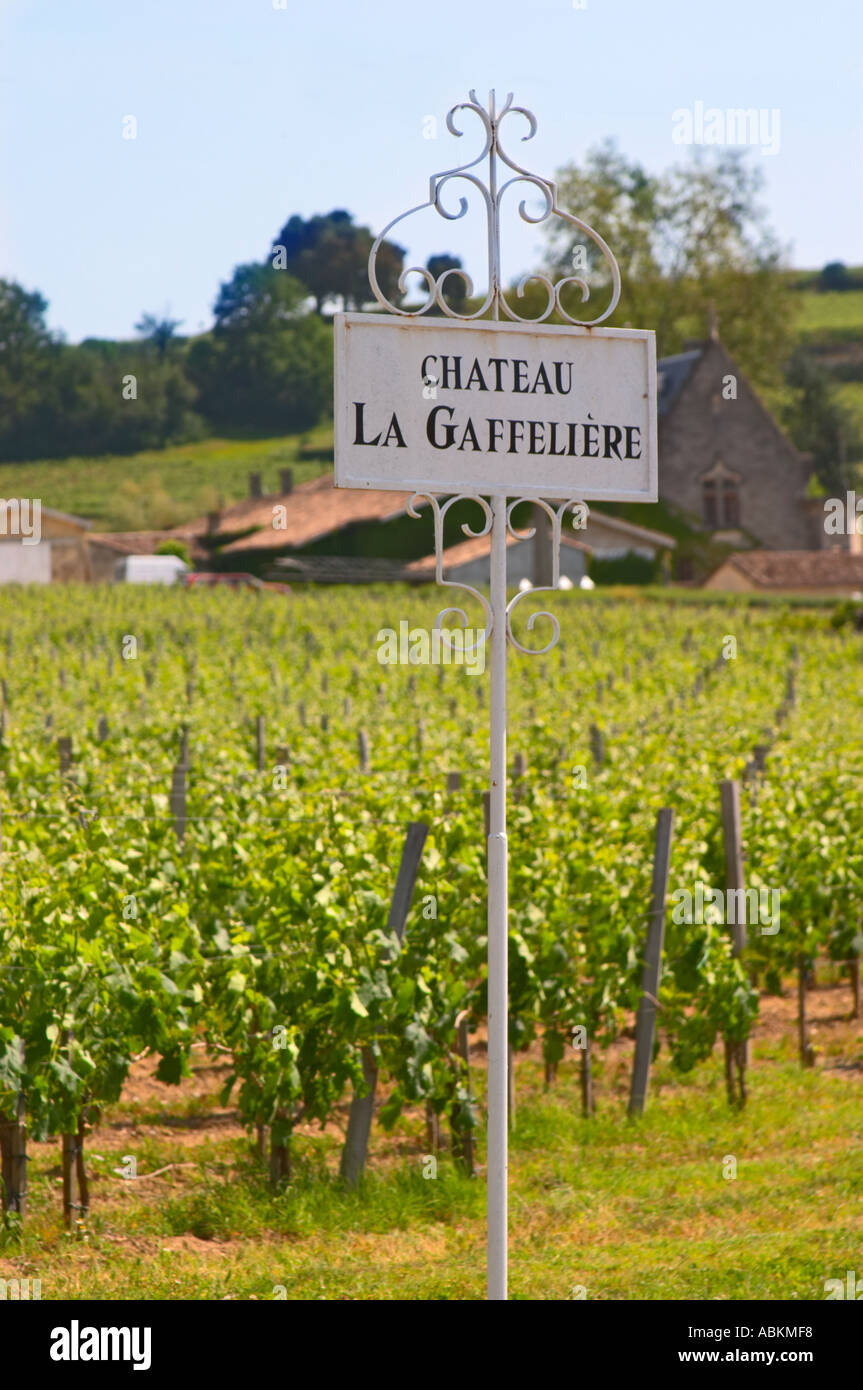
{"left": 2, "top": 283, "right": 861, "bottom": 536}
{"left": 0, "top": 425, "right": 334, "bottom": 531}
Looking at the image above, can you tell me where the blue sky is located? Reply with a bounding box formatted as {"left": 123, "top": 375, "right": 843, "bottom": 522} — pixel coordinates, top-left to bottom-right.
{"left": 2, "top": 0, "right": 861, "bottom": 342}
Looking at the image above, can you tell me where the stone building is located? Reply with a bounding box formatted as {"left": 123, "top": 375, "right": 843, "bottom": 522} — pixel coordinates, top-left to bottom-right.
{"left": 658, "top": 330, "right": 816, "bottom": 551}
{"left": 401, "top": 510, "right": 676, "bottom": 588}
{"left": 0, "top": 503, "right": 92, "bottom": 582}
{"left": 704, "top": 550, "right": 863, "bottom": 596}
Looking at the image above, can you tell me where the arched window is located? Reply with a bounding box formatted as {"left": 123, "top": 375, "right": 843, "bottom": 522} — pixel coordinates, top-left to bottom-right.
{"left": 701, "top": 460, "right": 741, "bottom": 529}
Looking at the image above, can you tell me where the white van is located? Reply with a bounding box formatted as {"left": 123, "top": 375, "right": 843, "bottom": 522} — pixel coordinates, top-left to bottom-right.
{"left": 114, "top": 555, "right": 189, "bottom": 584}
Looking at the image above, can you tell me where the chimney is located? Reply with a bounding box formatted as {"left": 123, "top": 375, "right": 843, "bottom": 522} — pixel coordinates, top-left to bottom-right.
{"left": 248, "top": 472, "right": 262, "bottom": 499}
{"left": 708, "top": 300, "right": 720, "bottom": 341}
{"left": 280, "top": 468, "right": 294, "bottom": 495}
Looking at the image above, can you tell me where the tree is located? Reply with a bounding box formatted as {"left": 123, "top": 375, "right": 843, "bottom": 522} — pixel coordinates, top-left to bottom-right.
{"left": 781, "top": 347, "right": 861, "bottom": 494}
{"left": 0, "top": 279, "right": 203, "bottom": 460}
{"left": 425, "top": 254, "right": 467, "bottom": 312}
{"left": 135, "top": 313, "right": 184, "bottom": 359}
{"left": 270, "top": 210, "right": 405, "bottom": 313}
{"left": 0, "top": 280, "right": 61, "bottom": 456}
{"left": 538, "top": 143, "right": 794, "bottom": 392}
{"left": 818, "top": 262, "right": 852, "bottom": 292}
{"left": 187, "top": 264, "right": 331, "bottom": 433}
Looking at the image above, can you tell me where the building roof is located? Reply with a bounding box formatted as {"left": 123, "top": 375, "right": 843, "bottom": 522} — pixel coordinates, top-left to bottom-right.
{"left": 89, "top": 530, "right": 184, "bottom": 555}
{"left": 178, "top": 473, "right": 427, "bottom": 555}
{"left": 403, "top": 530, "right": 539, "bottom": 578}
{"left": 582, "top": 509, "right": 677, "bottom": 550}
{"left": 709, "top": 550, "right": 863, "bottom": 589}
{"left": 402, "top": 506, "right": 680, "bottom": 578}
{"left": 657, "top": 350, "right": 702, "bottom": 418}
{"left": 0, "top": 502, "right": 92, "bottom": 530}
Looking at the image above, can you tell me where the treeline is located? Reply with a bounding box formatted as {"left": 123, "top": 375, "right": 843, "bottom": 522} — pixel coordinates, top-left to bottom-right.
{"left": 0, "top": 211, "right": 414, "bottom": 463}
{"left": 784, "top": 263, "right": 863, "bottom": 293}
{"left": 0, "top": 292, "right": 204, "bottom": 461}
{"left": 1, "top": 172, "right": 860, "bottom": 485}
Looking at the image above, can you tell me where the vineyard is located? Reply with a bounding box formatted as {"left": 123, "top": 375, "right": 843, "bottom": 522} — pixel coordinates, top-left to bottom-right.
{"left": 0, "top": 582, "right": 861, "bottom": 1299}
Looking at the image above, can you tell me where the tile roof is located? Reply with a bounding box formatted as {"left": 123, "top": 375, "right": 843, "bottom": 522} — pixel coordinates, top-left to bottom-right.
{"left": 0, "top": 502, "right": 92, "bottom": 530}
{"left": 404, "top": 530, "right": 530, "bottom": 577}
{"left": 715, "top": 550, "right": 863, "bottom": 589}
{"left": 195, "top": 474, "right": 427, "bottom": 554}
{"left": 88, "top": 530, "right": 183, "bottom": 555}
{"left": 165, "top": 349, "right": 700, "bottom": 559}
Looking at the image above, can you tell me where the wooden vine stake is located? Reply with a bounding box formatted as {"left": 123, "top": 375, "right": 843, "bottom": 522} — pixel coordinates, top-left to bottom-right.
{"left": 58, "top": 736, "right": 73, "bottom": 776}
{"left": 797, "top": 961, "right": 816, "bottom": 1069}
{"left": 171, "top": 764, "right": 187, "bottom": 845}
{"left": 589, "top": 724, "right": 604, "bottom": 767}
{"left": 269, "top": 1117, "right": 291, "bottom": 1186}
{"left": 629, "top": 808, "right": 674, "bottom": 1116}
{"left": 450, "top": 1011, "right": 476, "bottom": 1177}
{"left": 339, "top": 821, "right": 429, "bottom": 1187}
{"left": 0, "top": 1042, "right": 26, "bottom": 1220}
{"left": 62, "top": 1131, "right": 79, "bottom": 1231}
{"left": 512, "top": 751, "right": 527, "bottom": 802}
{"left": 357, "top": 729, "right": 370, "bottom": 773}
{"left": 580, "top": 1040, "right": 595, "bottom": 1118}
{"left": 76, "top": 1115, "right": 90, "bottom": 1222}
{"left": 849, "top": 938, "right": 862, "bottom": 1020}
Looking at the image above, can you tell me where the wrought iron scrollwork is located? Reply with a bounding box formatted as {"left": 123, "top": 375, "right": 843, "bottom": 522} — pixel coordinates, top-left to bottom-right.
{"left": 368, "top": 90, "right": 621, "bottom": 326}
{"left": 504, "top": 499, "right": 589, "bottom": 655}
{"left": 407, "top": 493, "right": 493, "bottom": 652}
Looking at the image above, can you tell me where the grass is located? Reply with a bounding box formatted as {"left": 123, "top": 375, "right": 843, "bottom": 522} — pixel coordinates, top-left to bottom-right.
{"left": 0, "top": 424, "right": 335, "bottom": 531}
{"left": 3, "top": 988, "right": 861, "bottom": 1301}
{"left": 835, "top": 382, "right": 863, "bottom": 441}
{"left": 795, "top": 290, "right": 863, "bottom": 343}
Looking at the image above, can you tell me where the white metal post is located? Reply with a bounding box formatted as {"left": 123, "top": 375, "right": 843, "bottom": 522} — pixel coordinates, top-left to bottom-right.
{"left": 356, "top": 88, "right": 635, "bottom": 1301}
{"left": 487, "top": 493, "right": 508, "bottom": 1300}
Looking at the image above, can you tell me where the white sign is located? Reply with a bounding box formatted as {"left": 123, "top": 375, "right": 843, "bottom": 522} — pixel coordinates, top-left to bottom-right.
{"left": 335, "top": 313, "right": 657, "bottom": 502}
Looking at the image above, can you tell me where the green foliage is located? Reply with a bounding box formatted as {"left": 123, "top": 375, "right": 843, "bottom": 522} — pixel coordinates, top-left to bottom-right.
{"left": 187, "top": 267, "right": 332, "bottom": 434}
{"left": 539, "top": 143, "right": 794, "bottom": 391}
{"left": 589, "top": 551, "right": 660, "bottom": 586}
{"left": 0, "top": 281, "right": 204, "bottom": 462}
{"left": 0, "top": 586, "right": 860, "bottom": 1184}
{"left": 425, "top": 254, "right": 467, "bottom": 312}
{"left": 0, "top": 427, "right": 332, "bottom": 531}
{"left": 818, "top": 262, "right": 855, "bottom": 292}
{"left": 155, "top": 539, "right": 191, "bottom": 564}
{"left": 780, "top": 346, "right": 863, "bottom": 492}
{"left": 270, "top": 209, "right": 404, "bottom": 313}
